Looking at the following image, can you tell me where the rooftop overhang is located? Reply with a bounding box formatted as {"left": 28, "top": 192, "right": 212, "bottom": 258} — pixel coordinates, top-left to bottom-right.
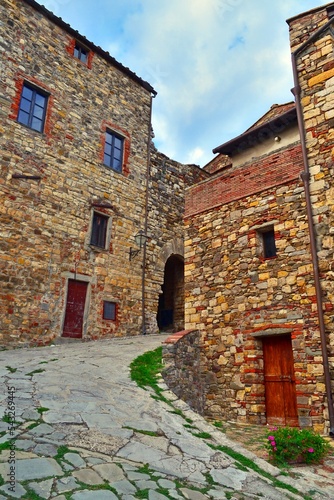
{"left": 22, "top": 0, "right": 157, "bottom": 96}
{"left": 212, "top": 107, "right": 297, "bottom": 156}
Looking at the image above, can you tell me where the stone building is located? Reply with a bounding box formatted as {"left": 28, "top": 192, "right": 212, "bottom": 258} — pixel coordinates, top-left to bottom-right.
{"left": 3, "top": 0, "right": 334, "bottom": 434}
{"left": 0, "top": 0, "right": 206, "bottom": 346}
{"left": 175, "top": 2, "right": 334, "bottom": 434}
{"left": 287, "top": 0, "right": 334, "bottom": 435}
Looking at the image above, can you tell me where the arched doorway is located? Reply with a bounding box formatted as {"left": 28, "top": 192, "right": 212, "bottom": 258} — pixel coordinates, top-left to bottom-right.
{"left": 157, "top": 254, "right": 184, "bottom": 332}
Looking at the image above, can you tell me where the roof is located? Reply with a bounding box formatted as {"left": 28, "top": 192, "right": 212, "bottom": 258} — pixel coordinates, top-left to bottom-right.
{"left": 244, "top": 102, "right": 295, "bottom": 131}
{"left": 22, "top": 0, "right": 157, "bottom": 96}
{"left": 212, "top": 102, "right": 297, "bottom": 156}
{"left": 203, "top": 154, "right": 231, "bottom": 175}
{"left": 286, "top": 2, "right": 334, "bottom": 24}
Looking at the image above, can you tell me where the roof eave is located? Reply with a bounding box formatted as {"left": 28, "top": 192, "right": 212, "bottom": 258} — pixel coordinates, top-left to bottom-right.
{"left": 286, "top": 2, "right": 334, "bottom": 24}
{"left": 22, "top": 0, "right": 157, "bottom": 96}
{"left": 212, "top": 107, "right": 297, "bottom": 156}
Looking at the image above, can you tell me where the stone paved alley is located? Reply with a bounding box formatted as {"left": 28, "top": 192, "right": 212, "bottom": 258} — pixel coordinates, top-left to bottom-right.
{"left": 0, "top": 334, "right": 333, "bottom": 499}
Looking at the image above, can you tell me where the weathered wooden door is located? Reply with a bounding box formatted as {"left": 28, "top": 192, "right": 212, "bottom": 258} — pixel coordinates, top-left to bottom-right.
{"left": 262, "top": 335, "right": 298, "bottom": 426}
{"left": 62, "top": 280, "right": 88, "bottom": 338}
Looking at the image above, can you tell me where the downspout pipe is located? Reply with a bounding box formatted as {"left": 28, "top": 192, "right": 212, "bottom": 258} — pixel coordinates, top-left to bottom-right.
{"left": 291, "top": 18, "right": 334, "bottom": 436}
{"left": 141, "top": 92, "right": 155, "bottom": 335}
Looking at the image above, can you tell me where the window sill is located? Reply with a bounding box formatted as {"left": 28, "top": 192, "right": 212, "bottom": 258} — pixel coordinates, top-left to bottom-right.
{"left": 259, "top": 255, "right": 277, "bottom": 262}
{"left": 88, "top": 244, "right": 107, "bottom": 252}
{"left": 17, "top": 121, "right": 45, "bottom": 135}
{"left": 103, "top": 163, "right": 123, "bottom": 174}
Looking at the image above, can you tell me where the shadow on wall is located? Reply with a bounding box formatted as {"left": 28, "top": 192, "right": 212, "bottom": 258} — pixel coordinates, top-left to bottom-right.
{"left": 162, "top": 329, "right": 205, "bottom": 414}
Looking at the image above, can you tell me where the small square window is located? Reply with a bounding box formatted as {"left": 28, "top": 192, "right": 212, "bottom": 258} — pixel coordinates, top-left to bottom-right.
{"left": 17, "top": 83, "right": 48, "bottom": 132}
{"left": 90, "top": 212, "right": 109, "bottom": 248}
{"left": 74, "top": 42, "right": 89, "bottom": 63}
{"left": 104, "top": 130, "right": 124, "bottom": 172}
{"left": 260, "top": 227, "right": 277, "bottom": 258}
{"left": 103, "top": 301, "right": 116, "bottom": 320}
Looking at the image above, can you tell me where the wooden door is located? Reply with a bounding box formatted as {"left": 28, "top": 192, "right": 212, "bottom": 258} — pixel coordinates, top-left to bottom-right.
{"left": 62, "top": 280, "right": 88, "bottom": 338}
{"left": 262, "top": 335, "right": 298, "bottom": 426}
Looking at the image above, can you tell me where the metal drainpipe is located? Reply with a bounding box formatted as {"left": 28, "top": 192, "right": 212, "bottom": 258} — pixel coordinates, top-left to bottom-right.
{"left": 141, "top": 93, "right": 155, "bottom": 335}
{"left": 291, "top": 23, "right": 334, "bottom": 435}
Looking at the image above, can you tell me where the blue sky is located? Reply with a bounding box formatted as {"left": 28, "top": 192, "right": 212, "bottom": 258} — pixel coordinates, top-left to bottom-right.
{"left": 41, "top": 0, "right": 329, "bottom": 167}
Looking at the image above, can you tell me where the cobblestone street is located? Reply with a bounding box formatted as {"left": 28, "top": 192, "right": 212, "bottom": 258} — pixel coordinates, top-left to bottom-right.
{"left": 0, "top": 335, "right": 333, "bottom": 499}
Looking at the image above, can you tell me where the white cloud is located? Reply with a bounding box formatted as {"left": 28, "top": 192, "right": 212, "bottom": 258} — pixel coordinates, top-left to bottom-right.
{"left": 187, "top": 147, "right": 205, "bottom": 164}
{"left": 37, "top": 0, "right": 330, "bottom": 166}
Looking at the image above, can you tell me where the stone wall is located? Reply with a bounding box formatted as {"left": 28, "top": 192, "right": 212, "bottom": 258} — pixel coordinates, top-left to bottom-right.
{"left": 0, "top": 0, "right": 207, "bottom": 346}
{"left": 162, "top": 330, "right": 206, "bottom": 415}
{"left": 164, "top": 3, "right": 334, "bottom": 433}
{"left": 288, "top": 3, "right": 334, "bottom": 430}
{"left": 184, "top": 134, "right": 330, "bottom": 430}
{"left": 144, "top": 148, "right": 208, "bottom": 334}
{"left": 0, "top": 0, "right": 153, "bottom": 345}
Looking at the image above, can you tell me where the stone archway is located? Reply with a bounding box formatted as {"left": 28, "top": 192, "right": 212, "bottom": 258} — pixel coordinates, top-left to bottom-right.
{"left": 157, "top": 254, "right": 184, "bottom": 332}
{"left": 145, "top": 238, "right": 184, "bottom": 334}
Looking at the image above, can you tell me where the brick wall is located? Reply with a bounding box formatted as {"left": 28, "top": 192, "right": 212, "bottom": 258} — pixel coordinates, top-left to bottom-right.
{"left": 185, "top": 144, "right": 302, "bottom": 218}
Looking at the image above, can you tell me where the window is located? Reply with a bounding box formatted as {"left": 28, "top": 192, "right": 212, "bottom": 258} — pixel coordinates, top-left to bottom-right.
{"left": 260, "top": 227, "right": 277, "bottom": 258}
{"left": 103, "top": 301, "right": 116, "bottom": 320}
{"left": 74, "top": 42, "right": 89, "bottom": 63}
{"left": 104, "top": 130, "right": 124, "bottom": 172}
{"left": 17, "top": 83, "right": 48, "bottom": 132}
{"left": 90, "top": 212, "right": 109, "bottom": 248}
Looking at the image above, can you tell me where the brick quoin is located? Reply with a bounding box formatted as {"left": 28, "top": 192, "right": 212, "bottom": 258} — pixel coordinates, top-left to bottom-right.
{"left": 185, "top": 144, "right": 303, "bottom": 218}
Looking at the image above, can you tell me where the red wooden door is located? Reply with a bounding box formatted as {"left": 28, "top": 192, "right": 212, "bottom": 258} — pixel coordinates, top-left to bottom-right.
{"left": 62, "top": 280, "right": 88, "bottom": 338}
{"left": 262, "top": 335, "right": 298, "bottom": 426}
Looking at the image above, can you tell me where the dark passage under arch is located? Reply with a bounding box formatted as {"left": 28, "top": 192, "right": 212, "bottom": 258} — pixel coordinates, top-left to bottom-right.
{"left": 157, "top": 254, "right": 184, "bottom": 332}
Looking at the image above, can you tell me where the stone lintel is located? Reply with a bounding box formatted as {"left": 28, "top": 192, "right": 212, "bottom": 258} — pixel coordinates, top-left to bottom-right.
{"left": 252, "top": 328, "right": 293, "bottom": 338}
{"left": 250, "top": 220, "right": 279, "bottom": 231}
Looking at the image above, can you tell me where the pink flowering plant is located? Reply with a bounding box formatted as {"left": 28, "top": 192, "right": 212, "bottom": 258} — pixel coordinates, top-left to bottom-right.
{"left": 265, "top": 426, "right": 331, "bottom": 467}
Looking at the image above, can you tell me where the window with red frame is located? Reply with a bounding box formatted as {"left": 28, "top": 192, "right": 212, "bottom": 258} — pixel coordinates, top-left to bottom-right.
{"left": 104, "top": 130, "right": 124, "bottom": 172}
{"left": 17, "top": 83, "right": 48, "bottom": 133}
{"left": 74, "top": 42, "right": 89, "bottom": 63}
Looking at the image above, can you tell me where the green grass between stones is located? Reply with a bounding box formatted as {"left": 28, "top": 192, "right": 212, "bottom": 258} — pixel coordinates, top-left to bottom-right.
{"left": 130, "top": 346, "right": 163, "bottom": 390}
{"left": 25, "top": 368, "right": 45, "bottom": 377}
{"left": 130, "top": 348, "right": 313, "bottom": 499}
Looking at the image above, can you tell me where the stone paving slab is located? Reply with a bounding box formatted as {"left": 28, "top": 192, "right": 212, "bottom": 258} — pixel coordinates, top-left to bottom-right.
{"left": 0, "top": 482, "right": 27, "bottom": 498}
{"left": 0, "top": 457, "right": 63, "bottom": 481}
{"left": 29, "top": 478, "right": 53, "bottom": 499}
{"left": 93, "top": 463, "right": 126, "bottom": 482}
{"left": 72, "top": 490, "right": 118, "bottom": 499}
{"left": 0, "top": 335, "right": 333, "bottom": 500}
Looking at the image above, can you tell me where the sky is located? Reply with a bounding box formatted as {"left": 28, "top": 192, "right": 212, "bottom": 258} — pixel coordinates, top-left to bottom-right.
{"left": 41, "top": 0, "right": 329, "bottom": 167}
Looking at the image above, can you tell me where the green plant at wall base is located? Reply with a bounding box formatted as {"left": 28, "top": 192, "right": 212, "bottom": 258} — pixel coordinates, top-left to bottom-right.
{"left": 265, "top": 426, "right": 332, "bottom": 466}
{"left": 130, "top": 347, "right": 163, "bottom": 393}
